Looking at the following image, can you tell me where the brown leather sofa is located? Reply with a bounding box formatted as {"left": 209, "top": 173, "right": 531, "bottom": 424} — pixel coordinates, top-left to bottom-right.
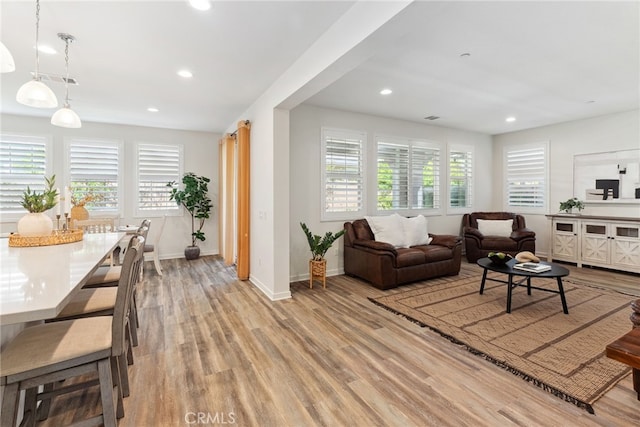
{"left": 462, "top": 212, "right": 536, "bottom": 263}
{"left": 343, "top": 219, "right": 462, "bottom": 290}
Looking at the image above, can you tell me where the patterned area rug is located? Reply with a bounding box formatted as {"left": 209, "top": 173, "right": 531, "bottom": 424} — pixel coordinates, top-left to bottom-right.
{"left": 369, "top": 273, "right": 634, "bottom": 413}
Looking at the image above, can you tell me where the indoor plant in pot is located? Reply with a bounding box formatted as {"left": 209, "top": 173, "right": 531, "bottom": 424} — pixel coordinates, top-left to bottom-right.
{"left": 300, "top": 222, "right": 345, "bottom": 288}
{"left": 559, "top": 197, "right": 585, "bottom": 214}
{"left": 18, "top": 175, "right": 59, "bottom": 236}
{"left": 167, "top": 172, "right": 213, "bottom": 260}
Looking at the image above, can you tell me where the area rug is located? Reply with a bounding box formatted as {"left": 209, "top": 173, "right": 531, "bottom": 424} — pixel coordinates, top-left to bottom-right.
{"left": 369, "top": 273, "right": 634, "bottom": 413}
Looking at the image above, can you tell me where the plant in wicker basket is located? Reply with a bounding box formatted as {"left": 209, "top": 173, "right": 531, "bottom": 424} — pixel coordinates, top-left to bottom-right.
{"left": 300, "top": 222, "right": 345, "bottom": 261}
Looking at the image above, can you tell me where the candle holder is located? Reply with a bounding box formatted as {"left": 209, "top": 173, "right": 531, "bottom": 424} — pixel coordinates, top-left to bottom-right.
{"left": 56, "top": 214, "right": 61, "bottom": 231}
{"left": 64, "top": 213, "right": 69, "bottom": 232}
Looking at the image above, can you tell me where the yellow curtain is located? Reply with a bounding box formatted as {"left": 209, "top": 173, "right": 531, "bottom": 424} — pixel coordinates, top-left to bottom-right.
{"left": 236, "top": 120, "right": 251, "bottom": 280}
{"left": 218, "top": 134, "right": 235, "bottom": 265}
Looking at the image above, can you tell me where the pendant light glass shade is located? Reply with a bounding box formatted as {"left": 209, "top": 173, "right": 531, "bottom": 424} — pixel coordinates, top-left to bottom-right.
{"left": 51, "top": 33, "right": 81, "bottom": 128}
{"left": 17, "top": 0, "right": 58, "bottom": 108}
{"left": 17, "top": 79, "right": 58, "bottom": 108}
{"left": 0, "top": 41, "right": 15, "bottom": 73}
{"left": 51, "top": 105, "right": 81, "bottom": 128}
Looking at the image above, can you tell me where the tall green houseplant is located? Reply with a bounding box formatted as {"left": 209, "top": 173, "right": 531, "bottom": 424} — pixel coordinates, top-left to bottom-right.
{"left": 168, "top": 173, "right": 213, "bottom": 256}
{"left": 300, "top": 222, "right": 345, "bottom": 261}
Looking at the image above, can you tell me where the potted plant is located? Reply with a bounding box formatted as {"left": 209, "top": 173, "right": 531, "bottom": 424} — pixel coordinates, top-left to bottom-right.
{"left": 300, "top": 222, "right": 345, "bottom": 288}
{"left": 70, "top": 191, "right": 102, "bottom": 221}
{"left": 167, "top": 172, "right": 213, "bottom": 260}
{"left": 18, "top": 175, "right": 59, "bottom": 236}
{"left": 559, "top": 197, "right": 585, "bottom": 214}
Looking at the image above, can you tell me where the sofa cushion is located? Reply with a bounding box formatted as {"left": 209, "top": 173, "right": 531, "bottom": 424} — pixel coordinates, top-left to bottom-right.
{"left": 365, "top": 214, "right": 406, "bottom": 248}
{"left": 476, "top": 219, "right": 513, "bottom": 237}
{"left": 402, "top": 215, "right": 433, "bottom": 247}
{"left": 395, "top": 248, "right": 427, "bottom": 267}
{"left": 416, "top": 245, "right": 454, "bottom": 262}
{"left": 481, "top": 236, "right": 518, "bottom": 251}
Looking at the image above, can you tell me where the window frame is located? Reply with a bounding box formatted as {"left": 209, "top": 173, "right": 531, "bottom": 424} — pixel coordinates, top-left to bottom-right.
{"left": 320, "top": 127, "right": 367, "bottom": 222}
{"left": 447, "top": 143, "right": 474, "bottom": 214}
{"left": 0, "top": 133, "right": 53, "bottom": 222}
{"left": 135, "top": 142, "right": 184, "bottom": 218}
{"left": 64, "top": 137, "right": 124, "bottom": 217}
{"left": 502, "top": 141, "right": 549, "bottom": 214}
{"left": 374, "top": 134, "right": 442, "bottom": 216}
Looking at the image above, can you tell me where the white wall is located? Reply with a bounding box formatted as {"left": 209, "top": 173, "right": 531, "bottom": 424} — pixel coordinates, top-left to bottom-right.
{"left": 493, "top": 109, "right": 640, "bottom": 257}
{"left": 0, "top": 114, "right": 220, "bottom": 260}
{"left": 224, "top": 1, "right": 416, "bottom": 300}
{"left": 289, "top": 104, "right": 493, "bottom": 281}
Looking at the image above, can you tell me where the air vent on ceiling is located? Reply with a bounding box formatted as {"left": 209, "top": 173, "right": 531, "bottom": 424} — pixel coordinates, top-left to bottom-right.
{"left": 31, "top": 72, "right": 78, "bottom": 85}
{"left": 424, "top": 115, "right": 440, "bottom": 120}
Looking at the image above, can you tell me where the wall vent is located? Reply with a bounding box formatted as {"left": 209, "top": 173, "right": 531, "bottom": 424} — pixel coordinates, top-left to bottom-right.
{"left": 424, "top": 115, "right": 440, "bottom": 120}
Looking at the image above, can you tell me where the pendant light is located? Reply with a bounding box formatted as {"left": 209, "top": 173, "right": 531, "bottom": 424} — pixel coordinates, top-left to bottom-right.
{"left": 16, "top": 0, "right": 58, "bottom": 108}
{"left": 51, "top": 33, "right": 81, "bottom": 128}
{"left": 0, "top": 42, "right": 15, "bottom": 73}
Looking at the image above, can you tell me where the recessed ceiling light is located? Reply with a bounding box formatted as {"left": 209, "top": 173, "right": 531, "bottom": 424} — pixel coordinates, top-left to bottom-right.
{"left": 37, "top": 45, "right": 56, "bottom": 55}
{"left": 380, "top": 88, "right": 392, "bottom": 95}
{"left": 188, "top": 0, "right": 211, "bottom": 11}
{"left": 460, "top": 52, "right": 471, "bottom": 58}
{"left": 177, "top": 69, "right": 193, "bottom": 78}
{"left": 506, "top": 116, "right": 516, "bottom": 122}
{"left": 147, "top": 107, "right": 159, "bottom": 113}
{"left": 586, "top": 100, "right": 595, "bottom": 104}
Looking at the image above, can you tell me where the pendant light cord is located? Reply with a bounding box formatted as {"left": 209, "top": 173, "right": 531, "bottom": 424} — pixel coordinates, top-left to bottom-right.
{"left": 63, "top": 38, "right": 70, "bottom": 107}
{"left": 34, "top": 0, "right": 41, "bottom": 79}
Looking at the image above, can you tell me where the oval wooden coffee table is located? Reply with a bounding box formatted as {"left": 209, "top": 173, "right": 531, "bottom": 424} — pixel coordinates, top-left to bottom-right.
{"left": 477, "top": 257, "right": 570, "bottom": 314}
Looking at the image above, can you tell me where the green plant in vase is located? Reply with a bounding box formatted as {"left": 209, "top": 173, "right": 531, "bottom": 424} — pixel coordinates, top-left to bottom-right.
{"left": 300, "top": 222, "right": 345, "bottom": 261}
{"left": 559, "top": 197, "right": 585, "bottom": 214}
{"left": 18, "top": 175, "right": 59, "bottom": 236}
{"left": 167, "top": 172, "right": 213, "bottom": 260}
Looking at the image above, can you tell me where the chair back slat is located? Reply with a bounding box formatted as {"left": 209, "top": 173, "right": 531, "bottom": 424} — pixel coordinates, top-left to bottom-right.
{"left": 112, "top": 236, "right": 144, "bottom": 357}
{"left": 73, "top": 218, "right": 116, "bottom": 233}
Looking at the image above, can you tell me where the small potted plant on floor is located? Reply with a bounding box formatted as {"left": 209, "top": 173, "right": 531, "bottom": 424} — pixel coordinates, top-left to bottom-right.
{"left": 18, "top": 175, "right": 59, "bottom": 236}
{"left": 559, "top": 197, "right": 585, "bottom": 214}
{"left": 300, "top": 222, "right": 345, "bottom": 288}
{"left": 167, "top": 172, "right": 213, "bottom": 260}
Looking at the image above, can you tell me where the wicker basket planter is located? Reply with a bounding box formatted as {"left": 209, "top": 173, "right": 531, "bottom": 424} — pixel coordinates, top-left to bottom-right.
{"left": 309, "top": 259, "right": 327, "bottom": 289}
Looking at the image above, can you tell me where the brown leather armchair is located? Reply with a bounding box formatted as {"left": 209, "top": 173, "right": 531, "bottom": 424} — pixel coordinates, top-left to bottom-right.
{"left": 462, "top": 212, "right": 536, "bottom": 263}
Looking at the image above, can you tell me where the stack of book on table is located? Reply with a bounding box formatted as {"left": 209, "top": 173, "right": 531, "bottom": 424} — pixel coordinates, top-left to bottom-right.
{"left": 513, "top": 262, "right": 552, "bottom": 273}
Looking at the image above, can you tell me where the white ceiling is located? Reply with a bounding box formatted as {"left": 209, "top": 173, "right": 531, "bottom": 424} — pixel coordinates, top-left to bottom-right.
{"left": 1, "top": 1, "right": 639, "bottom": 135}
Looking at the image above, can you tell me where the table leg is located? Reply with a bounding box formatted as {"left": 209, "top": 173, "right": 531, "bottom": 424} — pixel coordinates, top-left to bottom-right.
{"left": 479, "top": 268, "right": 488, "bottom": 294}
{"left": 557, "top": 277, "right": 569, "bottom": 314}
{"left": 526, "top": 277, "right": 532, "bottom": 295}
{"left": 507, "top": 274, "right": 513, "bottom": 313}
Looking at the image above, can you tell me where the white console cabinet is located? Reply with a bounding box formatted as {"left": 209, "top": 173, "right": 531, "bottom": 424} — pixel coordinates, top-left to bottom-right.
{"left": 547, "top": 215, "right": 640, "bottom": 274}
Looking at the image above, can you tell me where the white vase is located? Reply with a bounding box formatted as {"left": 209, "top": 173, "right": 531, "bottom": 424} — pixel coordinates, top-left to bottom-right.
{"left": 17, "top": 212, "right": 54, "bottom": 236}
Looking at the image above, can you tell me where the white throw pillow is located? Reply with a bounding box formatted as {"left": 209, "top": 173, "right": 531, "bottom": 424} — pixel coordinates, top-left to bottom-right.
{"left": 476, "top": 219, "right": 514, "bottom": 237}
{"left": 402, "top": 215, "right": 433, "bottom": 247}
{"left": 365, "top": 214, "right": 406, "bottom": 248}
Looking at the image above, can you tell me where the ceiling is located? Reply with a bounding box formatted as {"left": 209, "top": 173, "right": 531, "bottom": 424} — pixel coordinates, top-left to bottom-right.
{"left": 1, "top": 1, "right": 639, "bottom": 135}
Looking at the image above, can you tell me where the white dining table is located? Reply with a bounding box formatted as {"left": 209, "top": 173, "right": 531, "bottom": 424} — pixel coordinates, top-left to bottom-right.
{"left": 0, "top": 232, "right": 125, "bottom": 327}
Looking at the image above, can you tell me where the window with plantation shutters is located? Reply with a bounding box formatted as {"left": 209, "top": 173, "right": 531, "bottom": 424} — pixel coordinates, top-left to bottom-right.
{"left": 136, "top": 143, "right": 183, "bottom": 215}
{"left": 504, "top": 143, "right": 548, "bottom": 212}
{"left": 449, "top": 145, "right": 473, "bottom": 210}
{"left": 67, "top": 139, "right": 122, "bottom": 213}
{"left": 321, "top": 128, "right": 365, "bottom": 220}
{"left": 376, "top": 136, "right": 440, "bottom": 212}
{"left": 0, "top": 134, "right": 52, "bottom": 217}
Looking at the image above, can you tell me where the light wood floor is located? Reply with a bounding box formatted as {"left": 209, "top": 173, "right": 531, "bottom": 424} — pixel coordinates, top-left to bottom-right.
{"left": 39, "top": 257, "right": 639, "bottom": 426}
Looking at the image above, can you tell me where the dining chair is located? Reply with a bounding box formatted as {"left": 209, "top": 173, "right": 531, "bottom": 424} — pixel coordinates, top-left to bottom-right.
{"left": 74, "top": 217, "right": 119, "bottom": 265}
{"left": 144, "top": 215, "right": 166, "bottom": 276}
{"left": 83, "top": 225, "right": 149, "bottom": 346}
{"left": 0, "top": 238, "right": 143, "bottom": 427}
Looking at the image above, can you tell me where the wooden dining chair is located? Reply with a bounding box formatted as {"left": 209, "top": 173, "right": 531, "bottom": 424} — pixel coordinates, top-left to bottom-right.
{"left": 144, "top": 215, "right": 166, "bottom": 276}
{"left": 73, "top": 217, "right": 116, "bottom": 233}
{"left": 0, "top": 238, "right": 143, "bottom": 427}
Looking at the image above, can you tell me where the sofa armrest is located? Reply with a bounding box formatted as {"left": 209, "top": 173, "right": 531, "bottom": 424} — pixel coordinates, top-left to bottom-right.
{"left": 463, "top": 226, "right": 484, "bottom": 240}
{"left": 353, "top": 239, "right": 398, "bottom": 255}
{"left": 429, "top": 234, "right": 462, "bottom": 249}
{"left": 510, "top": 228, "right": 536, "bottom": 241}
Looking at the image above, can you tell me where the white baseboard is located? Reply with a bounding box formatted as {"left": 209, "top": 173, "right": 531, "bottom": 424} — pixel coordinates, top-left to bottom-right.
{"left": 249, "top": 274, "right": 292, "bottom": 301}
